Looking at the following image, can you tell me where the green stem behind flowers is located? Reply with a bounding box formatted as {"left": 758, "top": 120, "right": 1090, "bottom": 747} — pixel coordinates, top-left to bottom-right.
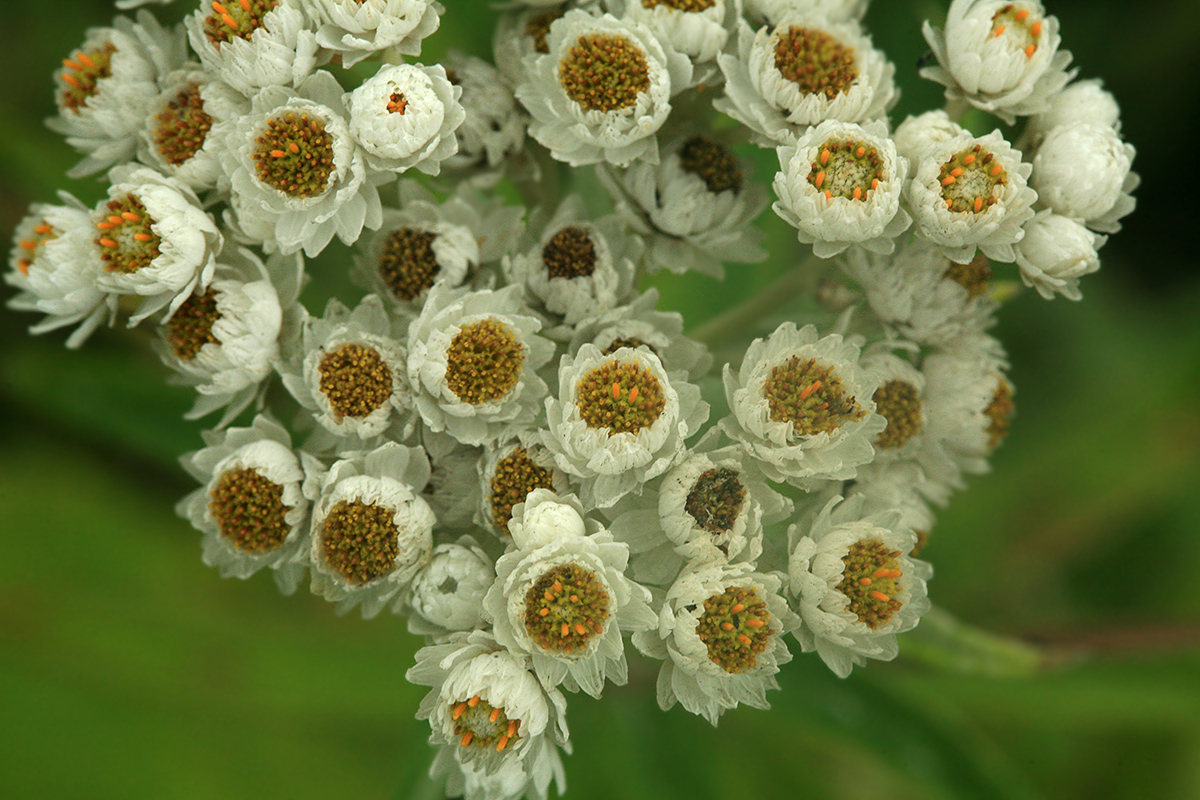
{"left": 902, "top": 606, "right": 1049, "bottom": 677}
{"left": 688, "top": 255, "right": 826, "bottom": 348}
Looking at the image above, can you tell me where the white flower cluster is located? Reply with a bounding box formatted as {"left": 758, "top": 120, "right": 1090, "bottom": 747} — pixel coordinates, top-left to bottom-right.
{"left": 6, "top": 1, "right": 1136, "bottom": 798}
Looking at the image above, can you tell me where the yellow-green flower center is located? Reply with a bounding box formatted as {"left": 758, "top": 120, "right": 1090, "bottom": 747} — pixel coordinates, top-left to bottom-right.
{"left": 542, "top": 226, "right": 597, "bottom": 279}
{"left": 95, "top": 194, "right": 161, "bottom": 275}
{"left": 444, "top": 318, "right": 526, "bottom": 404}
{"left": 317, "top": 342, "right": 394, "bottom": 420}
{"left": 559, "top": 33, "right": 651, "bottom": 112}
{"left": 872, "top": 380, "right": 923, "bottom": 450}
{"left": 166, "top": 287, "right": 222, "bottom": 361}
{"left": 774, "top": 27, "right": 858, "bottom": 99}
{"left": 489, "top": 448, "right": 556, "bottom": 535}
{"left": 943, "top": 253, "right": 992, "bottom": 299}
{"left": 678, "top": 136, "right": 743, "bottom": 195}
{"left": 209, "top": 466, "right": 293, "bottom": 554}
{"left": 321, "top": 499, "right": 399, "bottom": 585}
{"left": 15, "top": 220, "right": 59, "bottom": 276}
{"left": 154, "top": 84, "right": 214, "bottom": 167}
{"left": 837, "top": 538, "right": 903, "bottom": 629}
{"left": 938, "top": 145, "right": 1008, "bottom": 214}
{"left": 526, "top": 8, "right": 564, "bottom": 54}
{"left": 523, "top": 563, "right": 611, "bottom": 654}
{"left": 204, "top": 0, "right": 279, "bottom": 46}
{"left": 378, "top": 227, "right": 440, "bottom": 302}
{"left": 763, "top": 356, "right": 866, "bottom": 437}
{"left": 808, "top": 138, "right": 883, "bottom": 201}
{"left": 60, "top": 42, "right": 116, "bottom": 113}
{"left": 252, "top": 112, "right": 336, "bottom": 198}
{"left": 601, "top": 336, "right": 658, "bottom": 358}
{"left": 984, "top": 378, "right": 1015, "bottom": 450}
{"left": 575, "top": 359, "right": 666, "bottom": 435}
{"left": 990, "top": 3, "right": 1043, "bottom": 58}
{"left": 695, "top": 586, "right": 772, "bottom": 673}
{"left": 449, "top": 696, "right": 522, "bottom": 752}
{"left": 685, "top": 467, "right": 747, "bottom": 536}
{"left": 642, "top": 0, "right": 716, "bottom": 11}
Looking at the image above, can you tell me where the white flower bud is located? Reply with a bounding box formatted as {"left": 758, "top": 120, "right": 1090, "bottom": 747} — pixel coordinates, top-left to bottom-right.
{"left": 1014, "top": 210, "right": 1106, "bottom": 301}
{"left": 1030, "top": 78, "right": 1121, "bottom": 134}
{"left": 1031, "top": 122, "right": 1135, "bottom": 226}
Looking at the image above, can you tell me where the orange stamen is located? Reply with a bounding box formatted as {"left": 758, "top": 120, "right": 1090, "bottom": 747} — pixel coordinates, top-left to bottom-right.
{"left": 561, "top": 623, "right": 569, "bottom": 637}
{"left": 467, "top": 695, "right": 480, "bottom": 708}
{"left": 489, "top": 707, "right": 501, "bottom": 723}
{"left": 824, "top": 190, "right": 832, "bottom": 200}
{"left": 553, "top": 581, "right": 562, "bottom": 593}
{"left": 133, "top": 233, "right": 154, "bottom": 242}
{"left": 746, "top": 619, "right": 765, "bottom": 628}
{"left": 238, "top": 0, "right": 251, "bottom": 9}
{"left": 63, "top": 59, "right": 81, "bottom": 70}
{"left": 855, "top": 146, "right": 865, "bottom": 158}
{"left": 814, "top": 170, "right": 826, "bottom": 189}
{"left": 973, "top": 197, "right": 984, "bottom": 212}
{"left": 76, "top": 51, "right": 96, "bottom": 69}
{"left": 108, "top": 215, "right": 124, "bottom": 225}
{"left": 121, "top": 211, "right": 140, "bottom": 222}
{"left": 98, "top": 238, "right": 118, "bottom": 248}
{"left": 18, "top": 240, "right": 37, "bottom": 252}
{"left": 1030, "top": 21, "right": 1042, "bottom": 36}
{"left": 96, "top": 222, "right": 114, "bottom": 231}
{"left": 452, "top": 703, "right": 466, "bottom": 721}
{"left": 34, "top": 225, "right": 54, "bottom": 235}
{"left": 507, "top": 721, "right": 518, "bottom": 737}
{"left": 819, "top": 149, "right": 830, "bottom": 165}
{"left": 852, "top": 187, "right": 862, "bottom": 200}
{"left": 569, "top": 595, "right": 578, "bottom": 603}
{"left": 61, "top": 73, "right": 81, "bottom": 88}
{"left": 538, "top": 607, "right": 549, "bottom": 617}
{"left": 990, "top": 164, "right": 1004, "bottom": 176}
{"left": 721, "top": 621, "right": 734, "bottom": 631}
{"left": 221, "top": 13, "right": 238, "bottom": 29}
{"left": 963, "top": 153, "right": 976, "bottom": 165}
{"left": 288, "top": 141, "right": 299, "bottom": 154}
{"left": 1014, "top": 8, "right": 1030, "bottom": 21}
{"left": 496, "top": 736, "right": 510, "bottom": 752}
{"left": 1024, "top": 44, "right": 1036, "bottom": 57}
{"left": 737, "top": 634, "right": 752, "bottom": 646}
{"left": 271, "top": 149, "right": 286, "bottom": 158}
{"left": 731, "top": 603, "right": 745, "bottom": 613}
{"left": 612, "top": 382, "right": 621, "bottom": 399}
{"left": 870, "top": 590, "right": 891, "bottom": 602}
{"left": 575, "top": 623, "right": 587, "bottom": 636}
{"left": 460, "top": 732, "right": 473, "bottom": 747}
{"left": 941, "top": 175, "right": 957, "bottom": 186}
{"left": 628, "top": 386, "right": 638, "bottom": 403}
{"left": 950, "top": 167, "right": 964, "bottom": 177}
{"left": 870, "top": 178, "right": 879, "bottom": 190}
{"left": 993, "top": 24, "right": 1006, "bottom": 37}
{"left": 799, "top": 380, "right": 822, "bottom": 401}
{"left": 859, "top": 577, "right": 872, "bottom": 586}
{"left": 212, "top": 1, "right": 228, "bottom": 13}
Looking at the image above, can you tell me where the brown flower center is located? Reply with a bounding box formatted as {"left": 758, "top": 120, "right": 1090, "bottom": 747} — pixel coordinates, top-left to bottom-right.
{"left": 575, "top": 359, "right": 666, "bottom": 435}
{"left": 685, "top": 467, "right": 747, "bottom": 535}
{"left": 378, "top": 227, "right": 440, "bottom": 302}
{"left": 166, "top": 287, "right": 222, "bottom": 360}
{"left": 872, "top": 380, "right": 923, "bottom": 450}
{"left": 762, "top": 356, "right": 866, "bottom": 437}
{"left": 444, "top": 318, "right": 526, "bottom": 404}
{"left": 252, "top": 112, "right": 335, "bottom": 198}
{"left": 774, "top": 27, "right": 858, "bottom": 99}
{"left": 943, "top": 253, "right": 992, "bottom": 299}
{"left": 154, "top": 84, "right": 214, "bottom": 166}
{"left": 542, "top": 226, "right": 598, "bottom": 279}
{"left": 695, "top": 586, "right": 772, "bottom": 673}
{"left": 984, "top": 378, "right": 1015, "bottom": 450}
{"left": 678, "top": 136, "right": 743, "bottom": 195}
{"left": 209, "top": 466, "right": 293, "bottom": 554}
{"left": 60, "top": 42, "right": 116, "bottom": 113}
{"left": 526, "top": 8, "right": 564, "bottom": 54}
{"left": 837, "top": 538, "right": 903, "bottom": 629}
{"left": 95, "top": 194, "right": 161, "bottom": 275}
{"left": 321, "top": 499, "right": 399, "bottom": 584}
{"left": 559, "top": 33, "right": 650, "bottom": 112}
{"left": 523, "top": 563, "right": 610, "bottom": 654}
{"left": 490, "top": 448, "right": 556, "bottom": 535}
{"left": 642, "top": 0, "right": 716, "bottom": 11}
{"left": 317, "top": 342, "right": 394, "bottom": 420}
{"left": 204, "top": 0, "right": 279, "bottom": 46}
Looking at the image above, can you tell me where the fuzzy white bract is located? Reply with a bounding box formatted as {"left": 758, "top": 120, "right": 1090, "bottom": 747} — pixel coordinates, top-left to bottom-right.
{"left": 1014, "top": 209, "right": 1107, "bottom": 300}
{"left": 312, "top": 0, "right": 443, "bottom": 66}
{"left": 1030, "top": 121, "right": 1137, "bottom": 232}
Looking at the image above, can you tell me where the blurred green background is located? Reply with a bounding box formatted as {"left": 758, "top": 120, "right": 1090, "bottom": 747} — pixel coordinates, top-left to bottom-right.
{"left": 2, "top": 1, "right": 1199, "bottom": 799}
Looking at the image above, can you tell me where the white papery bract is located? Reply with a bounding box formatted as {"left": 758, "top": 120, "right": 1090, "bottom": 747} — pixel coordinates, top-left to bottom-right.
{"left": 921, "top": 0, "right": 1074, "bottom": 125}
{"left": 420, "top": 429, "right": 486, "bottom": 532}
{"left": 442, "top": 51, "right": 528, "bottom": 172}
{"left": 716, "top": 16, "right": 896, "bottom": 146}
{"left": 48, "top": 11, "right": 185, "bottom": 178}
{"left": 306, "top": 442, "right": 435, "bottom": 617}
{"left": 483, "top": 491, "right": 656, "bottom": 698}
{"left": 137, "top": 65, "right": 250, "bottom": 193}
{"left": 348, "top": 62, "right": 465, "bottom": 178}
{"left": 280, "top": 294, "right": 414, "bottom": 446}
{"left": 746, "top": 0, "right": 869, "bottom": 24}
{"left": 1015, "top": 209, "right": 1107, "bottom": 300}
{"left": 222, "top": 71, "right": 381, "bottom": 257}
{"left": 186, "top": 0, "right": 318, "bottom": 97}
{"left": 517, "top": 10, "right": 692, "bottom": 166}
{"left": 312, "top": 0, "right": 443, "bottom": 66}
{"left": 1028, "top": 78, "right": 1121, "bottom": 137}
{"left": 178, "top": 414, "right": 311, "bottom": 593}
{"left": 838, "top": 237, "right": 998, "bottom": 346}
{"left": 6, "top": 197, "right": 114, "bottom": 349}
{"left": 408, "top": 284, "right": 554, "bottom": 446}
{"left": 93, "top": 165, "right": 223, "bottom": 326}
{"left": 789, "top": 494, "right": 931, "bottom": 678}
{"left": 892, "top": 110, "right": 966, "bottom": 166}
{"left": 1030, "top": 121, "right": 1137, "bottom": 233}
{"left": 906, "top": 129, "right": 1036, "bottom": 264}
{"left": 922, "top": 333, "right": 1013, "bottom": 479}
{"left": 608, "top": 132, "right": 768, "bottom": 278}
{"left": 407, "top": 538, "right": 496, "bottom": 639}
{"left": 564, "top": 289, "right": 713, "bottom": 382}
{"left": 544, "top": 344, "right": 708, "bottom": 509}
{"left": 615, "top": 0, "right": 738, "bottom": 66}
{"left": 773, "top": 119, "right": 911, "bottom": 258}
{"left": 632, "top": 561, "right": 799, "bottom": 725}
{"left": 408, "top": 630, "right": 569, "bottom": 800}
{"left": 720, "top": 322, "right": 884, "bottom": 487}
{"left": 502, "top": 195, "right": 639, "bottom": 328}
{"left": 157, "top": 247, "right": 300, "bottom": 428}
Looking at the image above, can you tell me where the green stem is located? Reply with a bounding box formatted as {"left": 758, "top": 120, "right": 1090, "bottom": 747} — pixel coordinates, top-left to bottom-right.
{"left": 901, "top": 606, "right": 1048, "bottom": 677}
{"left": 688, "top": 255, "right": 824, "bottom": 348}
